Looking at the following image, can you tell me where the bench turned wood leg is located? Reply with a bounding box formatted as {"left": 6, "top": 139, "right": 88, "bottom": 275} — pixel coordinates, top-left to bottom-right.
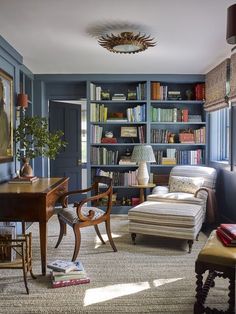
{"left": 187, "top": 240, "right": 193, "bottom": 253}
{"left": 228, "top": 276, "right": 235, "bottom": 313}
{"left": 131, "top": 233, "right": 136, "bottom": 245}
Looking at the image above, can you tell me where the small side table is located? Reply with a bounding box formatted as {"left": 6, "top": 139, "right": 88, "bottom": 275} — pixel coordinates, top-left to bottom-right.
{"left": 130, "top": 183, "right": 155, "bottom": 203}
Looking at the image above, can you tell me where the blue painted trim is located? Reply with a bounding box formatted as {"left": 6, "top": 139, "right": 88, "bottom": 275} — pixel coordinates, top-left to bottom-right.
{"left": 0, "top": 35, "right": 23, "bottom": 64}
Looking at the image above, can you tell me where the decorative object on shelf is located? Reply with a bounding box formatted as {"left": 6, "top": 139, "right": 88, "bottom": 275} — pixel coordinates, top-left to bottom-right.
{"left": 185, "top": 89, "right": 193, "bottom": 100}
{"left": 17, "top": 93, "right": 28, "bottom": 109}
{"left": 120, "top": 126, "right": 138, "bottom": 138}
{"left": 98, "top": 32, "right": 156, "bottom": 54}
{"left": 14, "top": 116, "right": 67, "bottom": 177}
{"left": 105, "top": 131, "right": 113, "bottom": 138}
{"left": 168, "top": 133, "right": 176, "bottom": 144}
{"left": 101, "top": 90, "right": 110, "bottom": 100}
{"left": 226, "top": 3, "right": 236, "bottom": 51}
{"left": 127, "top": 90, "right": 137, "bottom": 100}
{"left": 131, "top": 145, "right": 156, "bottom": 185}
{"left": 0, "top": 69, "right": 13, "bottom": 164}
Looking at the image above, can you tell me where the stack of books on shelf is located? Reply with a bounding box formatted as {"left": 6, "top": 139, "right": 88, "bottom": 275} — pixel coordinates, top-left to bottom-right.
{"left": 119, "top": 155, "right": 137, "bottom": 165}
{"left": 47, "top": 260, "right": 90, "bottom": 288}
{"left": 8, "top": 176, "right": 39, "bottom": 184}
{"left": 95, "top": 169, "right": 138, "bottom": 186}
{"left": 216, "top": 224, "right": 236, "bottom": 247}
{"left": 112, "top": 93, "right": 126, "bottom": 101}
{"left": 101, "top": 137, "right": 117, "bottom": 144}
{"left": 168, "top": 90, "right": 182, "bottom": 100}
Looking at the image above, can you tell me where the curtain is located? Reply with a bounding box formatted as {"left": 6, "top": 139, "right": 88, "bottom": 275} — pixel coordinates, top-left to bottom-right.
{"left": 229, "top": 53, "right": 236, "bottom": 103}
{"left": 204, "top": 58, "right": 230, "bottom": 112}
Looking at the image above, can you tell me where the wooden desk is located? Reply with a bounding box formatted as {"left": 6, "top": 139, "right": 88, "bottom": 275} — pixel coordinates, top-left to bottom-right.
{"left": 130, "top": 183, "right": 155, "bottom": 203}
{"left": 0, "top": 177, "right": 69, "bottom": 275}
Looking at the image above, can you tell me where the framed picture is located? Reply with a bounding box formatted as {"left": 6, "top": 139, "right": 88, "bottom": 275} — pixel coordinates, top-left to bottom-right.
{"left": 0, "top": 69, "right": 13, "bottom": 163}
{"left": 120, "top": 126, "right": 137, "bottom": 138}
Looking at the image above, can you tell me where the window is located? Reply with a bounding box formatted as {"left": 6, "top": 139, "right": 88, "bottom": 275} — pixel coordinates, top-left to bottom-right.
{"left": 210, "top": 107, "right": 230, "bottom": 162}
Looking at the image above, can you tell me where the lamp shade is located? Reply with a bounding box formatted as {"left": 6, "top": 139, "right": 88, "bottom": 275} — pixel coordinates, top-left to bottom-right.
{"left": 226, "top": 4, "right": 236, "bottom": 44}
{"left": 17, "top": 93, "right": 28, "bottom": 108}
{"left": 131, "top": 145, "right": 155, "bottom": 163}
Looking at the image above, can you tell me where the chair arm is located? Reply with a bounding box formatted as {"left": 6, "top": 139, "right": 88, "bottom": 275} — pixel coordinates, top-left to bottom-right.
{"left": 194, "top": 187, "right": 217, "bottom": 223}
{"left": 74, "top": 187, "right": 112, "bottom": 222}
{"left": 194, "top": 186, "right": 211, "bottom": 198}
{"left": 60, "top": 186, "right": 94, "bottom": 207}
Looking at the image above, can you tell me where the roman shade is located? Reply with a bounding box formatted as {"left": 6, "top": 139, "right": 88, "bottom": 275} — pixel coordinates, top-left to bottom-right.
{"left": 229, "top": 53, "right": 236, "bottom": 103}
{"left": 204, "top": 59, "right": 230, "bottom": 112}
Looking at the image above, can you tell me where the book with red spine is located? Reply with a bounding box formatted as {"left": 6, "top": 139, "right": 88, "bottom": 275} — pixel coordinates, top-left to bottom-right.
{"left": 216, "top": 229, "right": 236, "bottom": 247}
{"left": 220, "top": 224, "right": 236, "bottom": 239}
{"left": 52, "top": 277, "right": 90, "bottom": 288}
{"left": 217, "top": 227, "right": 236, "bottom": 243}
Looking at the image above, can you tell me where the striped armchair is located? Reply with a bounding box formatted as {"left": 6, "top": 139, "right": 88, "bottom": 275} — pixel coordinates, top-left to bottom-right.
{"left": 128, "top": 166, "right": 217, "bottom": 253}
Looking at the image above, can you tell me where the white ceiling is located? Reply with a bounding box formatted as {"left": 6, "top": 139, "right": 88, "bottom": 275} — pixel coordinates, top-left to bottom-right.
{"left": 0, "top": 0, "right": 235, "bottom": 75}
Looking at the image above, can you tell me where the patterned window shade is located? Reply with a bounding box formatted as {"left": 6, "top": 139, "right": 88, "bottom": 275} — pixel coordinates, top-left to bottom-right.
{"left": 229, "top": 53, "right": 236, "bottom": 103}
{"left": 204, "top": 59, "right": 230, "bottom": 112}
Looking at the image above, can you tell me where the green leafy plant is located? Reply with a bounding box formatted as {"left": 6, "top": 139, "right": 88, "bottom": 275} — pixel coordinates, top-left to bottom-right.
{"left": 14, "top": 116, "right": 67, "bottom": 161}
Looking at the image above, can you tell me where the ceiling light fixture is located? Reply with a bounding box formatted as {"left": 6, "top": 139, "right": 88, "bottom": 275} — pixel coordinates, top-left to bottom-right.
{"left": 98, "top": 32, "right": 156, "bottom": 54}
{"left": 226, "top": 3, "right": 236, "bottom": 51}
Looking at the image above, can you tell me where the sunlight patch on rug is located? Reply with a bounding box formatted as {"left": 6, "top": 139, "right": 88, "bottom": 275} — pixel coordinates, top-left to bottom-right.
{"left": 152, "top": 277, "right": 183, "bottom": 287}
{"left": 94, "top": 233, "right": 121, "bottom": 248}
{"left": 84, "top": 277, "right": 183, "bottom": 306}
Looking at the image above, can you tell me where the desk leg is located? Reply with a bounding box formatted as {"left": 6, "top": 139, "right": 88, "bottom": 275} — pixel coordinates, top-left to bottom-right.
{"left": 39, "top": 222, "right": 47, "bottom": 276}
{"left": 139, "top": 188, "right": 145, "bottom": 203}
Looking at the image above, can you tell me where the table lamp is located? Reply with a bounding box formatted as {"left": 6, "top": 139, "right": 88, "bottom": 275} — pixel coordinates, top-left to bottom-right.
{"left": 131, "top": 145, "right": 156, "bottom": 185}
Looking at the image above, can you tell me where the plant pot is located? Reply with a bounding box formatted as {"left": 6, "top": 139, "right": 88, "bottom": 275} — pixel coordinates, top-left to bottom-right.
{"left": 20, "top": 158, "right": 33, "bottom": 177}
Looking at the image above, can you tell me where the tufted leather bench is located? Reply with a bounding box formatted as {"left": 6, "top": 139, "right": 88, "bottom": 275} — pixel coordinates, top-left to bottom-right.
{"left": 194, "top": 230, "right": 235, "bottom": 313}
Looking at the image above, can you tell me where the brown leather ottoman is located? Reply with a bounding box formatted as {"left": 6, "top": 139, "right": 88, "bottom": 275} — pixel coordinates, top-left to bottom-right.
{"left": 194, "top": 230, "right": 236, "bottom": 313}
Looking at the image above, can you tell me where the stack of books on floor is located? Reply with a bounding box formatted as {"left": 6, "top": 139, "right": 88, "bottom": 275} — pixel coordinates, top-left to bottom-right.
{"left": 216, "top": 224, "right": 236, "bottom": 247}
{"left": 47, "top": 260, "right": 90, "bottom": 288}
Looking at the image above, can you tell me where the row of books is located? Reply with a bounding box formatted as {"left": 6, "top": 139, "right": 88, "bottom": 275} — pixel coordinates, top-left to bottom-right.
{"left": 151, "top": 127, "right": 205, "bottom": 144}
{"left": 151, "top": 82, "right": 205, "bottom": 101}
{"left": 47, "top": 260, "right": 90, "bottom": 288}
{"left": 151, "top": 107, "right": 190, "bottom": 122}
{"left": 216, "top": 224, "right": 236, "bottom": 247}
{"left": 91, "top": 147, "right": 119, "bottom": 165}
{"left": 126, "top": 104, "right": 146, "bottom": 122}
{"left": 95, "top": 169, "right": 138, "bottom": 186}
{"left": 91, "top": 125, "right": 103, "bottom": 143}
{"left": 90, "top": 103, "right": 146, "bottom": 123}
{"left": 153, "top": 149, "right": 204, "bottom": 165}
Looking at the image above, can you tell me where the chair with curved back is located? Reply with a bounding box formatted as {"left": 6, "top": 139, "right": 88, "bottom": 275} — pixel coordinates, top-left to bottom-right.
{"left": 55, "top": 175, "right": 117, "bottom": 261}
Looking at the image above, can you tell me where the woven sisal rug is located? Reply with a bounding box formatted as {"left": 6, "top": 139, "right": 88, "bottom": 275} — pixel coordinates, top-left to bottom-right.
{"left": 0, "top": 215, "right": 228, "bottom": 313}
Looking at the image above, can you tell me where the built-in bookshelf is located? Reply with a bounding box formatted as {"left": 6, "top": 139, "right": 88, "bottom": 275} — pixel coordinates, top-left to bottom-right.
{"left": 88, "top": 78, "right": 206, "bottom": 213}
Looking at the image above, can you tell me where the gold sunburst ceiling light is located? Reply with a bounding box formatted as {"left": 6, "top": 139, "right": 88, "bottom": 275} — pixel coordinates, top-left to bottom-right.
{"left": 98, "top": 32, "right": 156, "bottom": 54}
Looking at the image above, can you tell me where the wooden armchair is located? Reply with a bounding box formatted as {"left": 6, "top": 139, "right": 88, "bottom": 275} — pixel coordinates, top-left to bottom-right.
{"left": 55, "top": 176, "right": 117, "bottom": 261}
{"left": 0, "top": 232, "right": 36, "bottom": 294}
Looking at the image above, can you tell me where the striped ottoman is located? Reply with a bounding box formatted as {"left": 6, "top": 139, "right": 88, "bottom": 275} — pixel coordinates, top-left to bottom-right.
{"left": 128, "top": 201, "right": 204, "bottom": 253}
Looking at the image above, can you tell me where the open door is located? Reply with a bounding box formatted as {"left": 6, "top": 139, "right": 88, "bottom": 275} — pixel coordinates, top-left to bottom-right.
{"left": 49, "top": 101, "right": 82, "bottom": 201}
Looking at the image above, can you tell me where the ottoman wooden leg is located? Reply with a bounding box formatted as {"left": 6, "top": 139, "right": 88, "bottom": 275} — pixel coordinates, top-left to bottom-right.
{"left": 131, "top": 233, "right": 136, "bottom": 245}
{"left": 194, "top": 262, "right": 205, "bottom": 314}
{"left": 187, "top": 240, "right": 193, "bottom": 253}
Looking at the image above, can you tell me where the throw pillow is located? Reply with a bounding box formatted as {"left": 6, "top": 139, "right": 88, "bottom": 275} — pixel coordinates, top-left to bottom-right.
{"left": 169, "top": 176, "right": 204, "bottom": 194}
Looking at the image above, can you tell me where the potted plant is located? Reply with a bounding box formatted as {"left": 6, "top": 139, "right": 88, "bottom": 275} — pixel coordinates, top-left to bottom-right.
{"left": 14, "top": 116, "right": 67, "bottom": 176}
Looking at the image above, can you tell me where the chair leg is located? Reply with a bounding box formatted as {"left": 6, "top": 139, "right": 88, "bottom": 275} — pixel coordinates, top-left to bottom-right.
{"left": 55, "top": 216, "right": 66, "bottom": 248}
{"left": 72, "top": 224, "right": 81, "bottom": 262}
{"left": 94, "top": 225, "right": 105, "bottom": 244}
{"left": 105, "top": 219, "right": 117, "bottom": 252}
{"left": 187, "top": 240, "right": 193, "bottom": 253}
{"left": 131, "top": 233, "right": 136, "bottom": 244}
{"left": 22, "top": 268, "right": 29, "bottom": 294}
